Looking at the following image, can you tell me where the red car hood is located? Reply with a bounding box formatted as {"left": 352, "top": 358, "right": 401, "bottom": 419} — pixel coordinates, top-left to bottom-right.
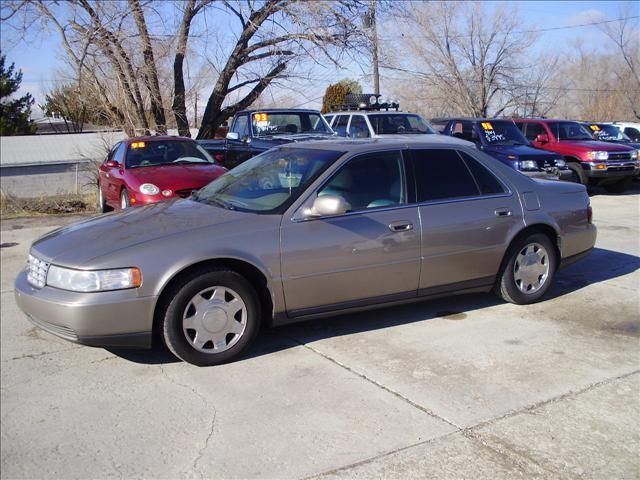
{"left": 559, "top": 140, "right": 634, "bottom": 152}
{"left": 128, "top": 163, "right": 227, "bottom": 189}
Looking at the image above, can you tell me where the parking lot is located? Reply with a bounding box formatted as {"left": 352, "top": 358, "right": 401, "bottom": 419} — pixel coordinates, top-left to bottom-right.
{"left": 1, "top": 186, "right": 638, "bottom": 479}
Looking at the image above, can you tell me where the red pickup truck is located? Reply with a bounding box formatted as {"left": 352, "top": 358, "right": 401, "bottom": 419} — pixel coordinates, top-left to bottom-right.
{"left": 514, "top": 118, "right": 638, "bottom": 192}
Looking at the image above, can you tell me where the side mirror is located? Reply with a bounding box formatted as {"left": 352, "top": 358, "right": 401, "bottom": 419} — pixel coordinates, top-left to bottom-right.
{"left": 535, "top": 134, "right": 549, "bottom": 144}
{"left": 226, "top": 132, "right": 240, "bottom": 141}
{"left": 305, "top": 195, "right": 350, "bottom": 218}
{"left": 105, "top": 160, "right": 120, "bottom": 168}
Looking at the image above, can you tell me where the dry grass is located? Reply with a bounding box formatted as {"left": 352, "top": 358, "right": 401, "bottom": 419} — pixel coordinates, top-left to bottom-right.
{"left": 0, "top": 191, "right": 99, "bottom": 219}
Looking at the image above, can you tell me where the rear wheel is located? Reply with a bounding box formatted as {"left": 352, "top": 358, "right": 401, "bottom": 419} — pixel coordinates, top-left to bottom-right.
{"left": 495, "top": 233, "right": 557, "bottom": 305}
{"left": 98, "top": 184, "right": 113, "bottom": 213}
{"left": 603, "top": 177, "right": 632, "bottom": 193}
{"left": 567, "top": 162, "right": 587, "bottom": 185}
{"left": 160, "top": 268, "right": 261, "bottom": 366}
{"left": 120, "top": 188, "right": 130, "bottom": 209}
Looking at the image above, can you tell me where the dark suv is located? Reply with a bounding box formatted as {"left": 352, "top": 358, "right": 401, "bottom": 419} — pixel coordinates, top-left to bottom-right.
{"left": 514, "top": 118, "right": 638, "bottom": 192}
{"left": 435, "top": 118, "right": 570, "bottom": 180}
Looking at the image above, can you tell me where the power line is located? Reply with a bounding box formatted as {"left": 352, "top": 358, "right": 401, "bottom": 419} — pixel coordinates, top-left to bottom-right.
{"left": 379, "top": 15, "right": 640, "bottom": 41}
{"left": 381, "top": 65, "right": 640, "bottom": 94}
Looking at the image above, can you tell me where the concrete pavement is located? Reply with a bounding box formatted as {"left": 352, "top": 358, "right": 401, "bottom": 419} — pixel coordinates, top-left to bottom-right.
{"left": 1, "top": 187, "right": 639, "bottom": 479}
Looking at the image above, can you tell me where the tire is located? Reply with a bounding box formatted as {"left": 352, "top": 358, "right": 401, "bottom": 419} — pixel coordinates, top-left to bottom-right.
{"left": 567, "top": 162, "right": 587, "bottom": 185}
{"left": 603, "top": 177, "right": 632, "bottom": 193}
{"left": 495, "top": 233, "right": 557, "bottom": 305}
{"left": 120, "top": 188, "right": 131, "bottom": 209}
{"left": 98, "top": 184, "right": 113, "bottom": 213}
{"left": 160, "top": 267, "right": 261, "bottom": 366}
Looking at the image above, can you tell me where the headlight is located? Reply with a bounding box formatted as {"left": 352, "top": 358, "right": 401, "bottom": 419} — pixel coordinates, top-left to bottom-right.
{"left": 631, "top": 150, "right": 638, "bottom": 160}
{"left": 139, "top": 183, "right": 160, "bottom": 195}
{"left": 555, "top": 159, "right": 566, "bottom": 168}
{"left": 46, "top": 265, "right": 142, "bottom": 292}
{"left": 519, "top": 160, "right": 538, "bottom": 171}
{"left": 587, "top": 151, "right": 609, "bottom": 161}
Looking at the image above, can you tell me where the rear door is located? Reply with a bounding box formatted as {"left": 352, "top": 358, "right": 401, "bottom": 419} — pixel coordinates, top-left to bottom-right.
{"left": 407, "top": 148, "right": 522, "bottom": 292}
{"left": 280, "top": 149, "right": 421, "bottom": 315}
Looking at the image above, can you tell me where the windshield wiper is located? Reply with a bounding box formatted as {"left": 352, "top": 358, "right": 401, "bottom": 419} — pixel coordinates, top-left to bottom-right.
{"left": 205, "top": 196, "right": 236, "bottom": 210}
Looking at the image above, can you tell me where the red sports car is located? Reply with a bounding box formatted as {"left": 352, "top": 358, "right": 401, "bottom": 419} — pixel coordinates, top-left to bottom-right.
{"left": 98, "top": 136, "right": 227, "bottom": 211}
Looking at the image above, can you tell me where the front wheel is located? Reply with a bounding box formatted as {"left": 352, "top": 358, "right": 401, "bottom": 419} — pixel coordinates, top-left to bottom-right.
{"left": 160, "top": 268, "right": 261, "bottom": 366}
{"left": 567, "top": 162, "right": 587, "bottom": 185}
{"left": 495, "top": 233, "right": 557, "bottom": 305}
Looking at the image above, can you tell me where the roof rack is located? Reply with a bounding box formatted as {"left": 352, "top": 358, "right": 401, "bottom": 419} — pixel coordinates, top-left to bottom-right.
{"left": 330, "top": 93, "right": 400, "bottom": 112}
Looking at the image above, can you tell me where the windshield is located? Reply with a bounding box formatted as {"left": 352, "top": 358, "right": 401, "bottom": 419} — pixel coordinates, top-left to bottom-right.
{"left": 367, "top": 114, "right": 435, "bottom": 134}
{"left": 125, "top": 140, "right": 214, "bottom": 168}
{"left": 477, "top": 121, "right": 528, "bottom": 145}
{"left": 251, "top": 112, "right": 332, "bottom": 136}
{"left": 549, "top": 122, "right": 594, "bottom": 141}
{"left": 587, "top": 124, "right": 631, "bottom": 142}
{"left": 194, "top": 148, "right": 343, "bottom": 213}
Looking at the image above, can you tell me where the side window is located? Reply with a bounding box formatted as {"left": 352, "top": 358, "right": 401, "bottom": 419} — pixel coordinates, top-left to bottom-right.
{"left": 104, "top": 144, "right": 117, "bottom": 164}
{"left": 348, "top": 115, "right": 370, "bottom": 138}
{"left": 318, "top": 151, "right": 406, "bottom": 211}
{"left": 524, "top": 122, "right": 545, "bottom": 141}
{"left": 333, "top": 115, "right": 349, "bottom": 136}
{"left": 324, "top": 115, "right": 334, "bottom": 126}
{"left": 459, "top": 151, "right": 506, "bottom": 195}
{"left": 624, "top": 127, "right": 640, "bottom": 141}
{"left": 452, "top": 121, "right": 476, "bottom": 142}
{"left": 113, "top": 142, "right": 126, "bottom": 164}
{"left": 411, "top": 149, "right": 480, "bottom": 202}
{"left": 232, "top": 115, "right": 250, "bottom": 138}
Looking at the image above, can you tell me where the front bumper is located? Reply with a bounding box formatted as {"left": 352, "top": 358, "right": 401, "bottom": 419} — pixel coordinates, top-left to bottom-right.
{"left": 584, "top": 162, "right": 637, "bottom": 179}
{"left": 14, "top": 271, "right": 156, "bottom": 348}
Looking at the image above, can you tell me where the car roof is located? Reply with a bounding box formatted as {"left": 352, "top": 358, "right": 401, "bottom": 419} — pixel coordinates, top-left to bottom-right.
{"left": 328, "top": 110, "right": 413, "bottom": 115}
{"left": 431, "top": 117, "right": 515, "bottom": 123}
{"left": 512, "top": 118, "right": 578, "bottom": 123}
{"left": 277, "top": 136, "right": 475, "bottom": 153}
{"left": 124, "top": 135, "right": 194, "bottom": 144}
{"left": 235, "top": 108, "right": 321, "bottom": 115}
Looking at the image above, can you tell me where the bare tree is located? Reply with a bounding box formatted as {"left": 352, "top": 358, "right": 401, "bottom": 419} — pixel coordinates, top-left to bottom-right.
{"left": 389, "top": 1, "right": 538, "bottom": 117}
{"left": 195, "top": 0, "right": 364, "bottom": 139}
{"left": 598, "top": 6, "right": 640, "bottom": 120}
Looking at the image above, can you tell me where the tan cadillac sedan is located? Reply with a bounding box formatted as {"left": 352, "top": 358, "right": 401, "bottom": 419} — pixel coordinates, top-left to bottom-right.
{"left": 15, "top": 137, "right": 597, "bottom": 366}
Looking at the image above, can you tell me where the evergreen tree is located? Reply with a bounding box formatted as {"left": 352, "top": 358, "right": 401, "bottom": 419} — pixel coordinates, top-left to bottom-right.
{"left": 0, "top": 54, "right": 37, "bottom": 136}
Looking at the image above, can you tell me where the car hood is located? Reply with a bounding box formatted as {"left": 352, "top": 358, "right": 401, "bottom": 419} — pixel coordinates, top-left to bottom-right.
{"left": 31, "top": 199, "right": 249, "bottom": 267}
{"left": 558, "top": 140, "right": 634, "bottom": 152}
{"left": 256, "top": 133, "right": 335, "bottom": 143}
{"left": 127, "top": 163, "right": 227, "bottom": 188}
{"left": 484, "top": 144, "right": 556, "bottom": 158}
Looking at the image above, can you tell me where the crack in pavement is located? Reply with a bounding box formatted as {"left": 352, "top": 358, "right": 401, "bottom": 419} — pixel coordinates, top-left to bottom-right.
{"left": 293, "top": 334, "right": 640, "bottom": 480}
{"left": 2, "top": 345, "right": 84, "bottom": 363}
{"left": 158, "top": 364, "right": 216, "bottom": 479}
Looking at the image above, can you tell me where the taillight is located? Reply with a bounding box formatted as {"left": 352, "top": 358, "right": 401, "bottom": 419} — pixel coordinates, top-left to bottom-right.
{"left": 587, "top": 205, "right": 593, "bottom": 224}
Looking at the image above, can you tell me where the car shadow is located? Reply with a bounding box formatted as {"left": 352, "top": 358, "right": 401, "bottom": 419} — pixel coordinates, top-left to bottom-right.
{"left": 109, "top": 247, "right": 639, "bottom": 366}
{"left": 588, "top": 181, "right": 640, "bottom": 197}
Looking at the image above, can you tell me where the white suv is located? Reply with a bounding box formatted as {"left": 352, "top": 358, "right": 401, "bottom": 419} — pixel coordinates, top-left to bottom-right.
{"left": 324, "top": 110, "right": 437, "bottom": 139}
{"left": 605, "top": 122, "right": 640, "bottom": 143}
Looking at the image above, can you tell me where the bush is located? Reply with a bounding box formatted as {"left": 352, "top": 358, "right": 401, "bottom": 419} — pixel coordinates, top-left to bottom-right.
{"left": 321, "top": 79, "right": 363, "bottom": 113}
{"left": 0, "top": 192, "right": 99, "bottom": 219}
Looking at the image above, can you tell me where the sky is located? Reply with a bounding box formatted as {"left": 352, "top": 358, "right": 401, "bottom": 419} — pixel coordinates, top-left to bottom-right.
{"left": 0, "top": 0, "right": 638, "bottom": 116}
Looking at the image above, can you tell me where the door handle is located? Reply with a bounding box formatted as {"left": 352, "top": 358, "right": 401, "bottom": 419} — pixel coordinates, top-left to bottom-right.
{"left": 494, "top": 208, "right": 512, "bottom": 217}
{"left": 389, "top": 221, "right": 413, "bottom": 232}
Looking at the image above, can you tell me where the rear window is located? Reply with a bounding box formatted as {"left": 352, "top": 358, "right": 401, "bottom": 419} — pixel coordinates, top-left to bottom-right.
{"left": 125, "top": 140, "right": 214, "bottom": 168}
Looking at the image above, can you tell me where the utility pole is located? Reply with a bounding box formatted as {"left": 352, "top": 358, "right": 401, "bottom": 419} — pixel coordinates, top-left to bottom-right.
{"left": 194, "top": 92, "right": 198, "bottom": 129}
{"left": 369, "top": 0, "right": 380, "bottom": 95}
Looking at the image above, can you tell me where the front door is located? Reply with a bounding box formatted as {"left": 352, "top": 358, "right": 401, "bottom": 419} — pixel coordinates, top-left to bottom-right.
{"left": 280, "top": 150, "right": 421, "bottom": 316}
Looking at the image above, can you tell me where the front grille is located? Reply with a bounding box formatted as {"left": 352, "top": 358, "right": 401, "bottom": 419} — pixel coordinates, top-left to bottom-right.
{"left": 175, "top": 188, "right": 197, "bottom": 198}
{"left": 27, "top": 254, "right": 49, "bottom": 288}
{"left": 609, "top": 152, "right": 632, "bottom": 161}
